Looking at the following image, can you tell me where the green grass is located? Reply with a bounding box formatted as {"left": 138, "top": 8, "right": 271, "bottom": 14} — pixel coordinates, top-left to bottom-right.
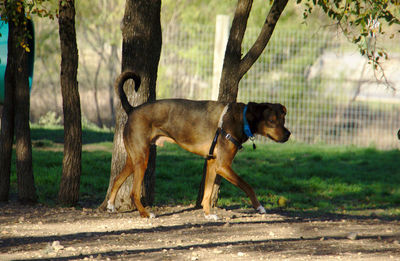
{"left": 156, "top": 142, "right": 400, "bottom": 216}
{"left": 8, "top": 127, "right": 400, "bottom": 217}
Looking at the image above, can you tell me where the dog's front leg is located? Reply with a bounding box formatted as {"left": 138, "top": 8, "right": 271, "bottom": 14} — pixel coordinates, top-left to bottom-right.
{"left": 201, "top": 160, "right": 219, "bottom": 221}
{"left": 217, "top": 165, "right": 266, "bottom": 214}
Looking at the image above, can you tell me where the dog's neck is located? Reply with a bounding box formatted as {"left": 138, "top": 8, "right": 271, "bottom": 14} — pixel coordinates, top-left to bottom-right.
{"left": 243, "top": 104, "right": 254, "bottom": 138}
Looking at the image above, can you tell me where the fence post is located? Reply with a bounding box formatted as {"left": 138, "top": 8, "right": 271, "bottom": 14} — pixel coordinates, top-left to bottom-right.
{"left": 211, "top": 15, "right": 229, "bottom": 100}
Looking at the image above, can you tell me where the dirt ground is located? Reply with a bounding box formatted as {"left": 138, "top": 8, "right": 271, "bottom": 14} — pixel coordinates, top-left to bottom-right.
{"left": 1, "top": 202, "right": 400, "bottom": 261}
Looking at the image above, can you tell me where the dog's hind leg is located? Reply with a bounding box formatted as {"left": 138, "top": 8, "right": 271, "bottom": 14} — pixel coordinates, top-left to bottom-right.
{"left": 201, "top": 160, "right": 219, "bottom": 220}
{"left": 129, "top": 148, "right": 154, "bottom": 218}
{"left": 107, "top": 155, "right": 134, "bottom": 212}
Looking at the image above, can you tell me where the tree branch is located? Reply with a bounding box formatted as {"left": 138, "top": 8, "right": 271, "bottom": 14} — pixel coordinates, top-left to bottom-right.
{"left": 239, "top": 0, "right": 288, "bottom": 79}
{"left": 226, "top": 0, "right": 253, "bottom": 61}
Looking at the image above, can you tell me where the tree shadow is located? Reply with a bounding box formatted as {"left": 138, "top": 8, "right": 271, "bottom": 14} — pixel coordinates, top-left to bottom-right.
{"left": 30, "top": 127, "right": 113, "bottom": 144}
{"left": 2, "top": 220, "right": 399, "bottom": 261}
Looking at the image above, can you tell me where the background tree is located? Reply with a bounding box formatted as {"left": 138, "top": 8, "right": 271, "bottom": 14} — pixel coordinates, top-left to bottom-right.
{"left": 0, "top": 0, "right": 37, "bottom": 203}
{"left": 76, "top": 0, "right": 124, "bottom": 127}
{"left": 100, "top": 0, "right": 162, "bottom": 212}
{"left": 57, "top": 0, "right": 82, "bottom": 206}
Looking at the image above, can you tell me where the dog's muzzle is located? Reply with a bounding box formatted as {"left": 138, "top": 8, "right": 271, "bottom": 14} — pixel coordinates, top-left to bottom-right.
{"left": 279, "top": 128, "right": 291, "bottom": 143}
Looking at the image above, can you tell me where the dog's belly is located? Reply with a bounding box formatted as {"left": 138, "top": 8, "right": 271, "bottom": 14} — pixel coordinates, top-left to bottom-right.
{"left": 154, "top": 135, "right": 211, "bottom": 157}
{"left": 176, "top": 142, "right": 214, "bottom": 157}
{"left": 154, "top": 136, "right": 175, "bottom": 147}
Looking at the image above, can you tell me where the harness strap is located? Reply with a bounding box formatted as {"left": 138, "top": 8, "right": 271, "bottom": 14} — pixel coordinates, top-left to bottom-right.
{"left": 206, "top": 104, "right": 242, "bottom": 160}
{"left": 206, "top": 129, "right": 221, "bottom": 160}
{"left": 220, "top": 128, "right": 243, "bottom": 150}
{"left": 206, "top": 127, "right": 242, "bottom": 159}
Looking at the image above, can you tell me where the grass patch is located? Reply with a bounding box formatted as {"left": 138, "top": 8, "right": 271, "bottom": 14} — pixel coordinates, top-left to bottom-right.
{"left": 30, "top": 124, "right": 114, "bottom": 144}
{"left": 155, "top": 142, "right": 400, "bottom": 216}
{"left": 8, "top": 127, "right": 400, "bottom": 217}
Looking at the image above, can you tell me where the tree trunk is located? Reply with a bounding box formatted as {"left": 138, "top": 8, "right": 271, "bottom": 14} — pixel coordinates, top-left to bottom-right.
{"left": 0, "top": 16, "right": 16, "bottom": 202}
{"left": 218, "top": 0, "right": 254, "bottom": 103}
{"left": 99, "top": 0, "right": 161, "bottom": 211}
{"left": 58, "top": 0, "right": 82, "bottom": 206}
{"left": 197, "top": 0, "right": 289, "bottom": 208}
{"left": 0, "top": 2, "right": 37, "bottom": 203}
{"left": 14, "top": 24, "right": 36, "bottom": 204}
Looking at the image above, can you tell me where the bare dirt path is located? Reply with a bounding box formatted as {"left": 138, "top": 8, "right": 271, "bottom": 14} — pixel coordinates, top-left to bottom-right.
{"left": 1, "top": 202, "right": 400, "bottom": 260}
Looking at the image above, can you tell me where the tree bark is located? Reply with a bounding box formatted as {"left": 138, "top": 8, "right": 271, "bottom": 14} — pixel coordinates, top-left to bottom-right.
{"left": 100, "top": 0, "right": 161, "bottom": 211}
{"left": 58, "top": 0, "right": 82, "bottom": 206}
{"left": 197, "top": 0, "right": 289, "bottom": 208}
{"left": 0, "top": 1, "right": 37, "bottom": 203}
{"left": 14, "top": 24, "right": 36, "bottom": 204}
{"left": 218, "top": 0, "right": 254, "bottom": 103}
{"left": 0, "top": 15, "right": 16, "bottom": 202}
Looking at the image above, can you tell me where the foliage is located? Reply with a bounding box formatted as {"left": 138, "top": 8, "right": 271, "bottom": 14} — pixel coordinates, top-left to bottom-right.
{"left": 37, "top": 111, "right": 62, "bottom": 126}
{"left": 299, "top": 0, "right": 400, "bottom": 86}
{"left": 0, "top": 0, "right": 57, "bottom": 52}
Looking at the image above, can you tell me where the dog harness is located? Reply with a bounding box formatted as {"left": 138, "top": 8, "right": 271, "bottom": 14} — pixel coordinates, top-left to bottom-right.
{"left": 206, "top": 104, "right": 243, "bottom": 160}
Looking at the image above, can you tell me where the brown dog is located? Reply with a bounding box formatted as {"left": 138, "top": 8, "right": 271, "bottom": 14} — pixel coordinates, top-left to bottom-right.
{"left": 107, "top": 71, "right": 291, "bottom": 219}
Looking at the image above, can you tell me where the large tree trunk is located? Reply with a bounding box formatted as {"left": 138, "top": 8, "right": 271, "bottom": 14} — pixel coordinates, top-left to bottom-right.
{"left": 58, "top": 0, "right": 82, "bottom": 206}
{"left": 100, "top": 0, "right": 162, "bottom": 212}
{"left": 197, "top": 0, "right": 289, "bottom": 208}
{"left": 0, "top": 1, "right": 37, "bottom": 203}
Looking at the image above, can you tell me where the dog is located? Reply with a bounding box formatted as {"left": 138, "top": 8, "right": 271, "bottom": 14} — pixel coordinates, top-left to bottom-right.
{"left": 107, "top": 71, "right": 291, "bottom": 219}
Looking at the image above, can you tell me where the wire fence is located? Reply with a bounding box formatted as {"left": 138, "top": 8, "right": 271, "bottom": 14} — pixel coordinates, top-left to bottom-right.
{"left": 158, "top": 23, "right": 400, "bottom": 150}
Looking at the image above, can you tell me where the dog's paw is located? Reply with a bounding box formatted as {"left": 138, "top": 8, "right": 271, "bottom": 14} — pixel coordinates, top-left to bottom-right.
{"left": 107, "top": 200, "right": 116, "bottom": 213}
{"left": 204, "top": 214, "right": 219, "bottom": 221}
{"left": 256, "top": 205, "right": 266, "bottom": 214}
{"left": 149, "top": 212, "right": 156, "bottom": 219}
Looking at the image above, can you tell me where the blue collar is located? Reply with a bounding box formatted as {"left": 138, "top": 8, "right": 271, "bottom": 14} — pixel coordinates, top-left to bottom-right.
{"left": 243, "top": 104, "right": 254, "bottom": 138}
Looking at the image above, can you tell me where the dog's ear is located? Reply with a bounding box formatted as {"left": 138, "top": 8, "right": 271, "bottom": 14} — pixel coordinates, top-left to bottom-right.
{"left": 281, "top": 105, "right": 287, "bottom": 115}
{"left": 266, "top": 103, "right": 287, "bottom": 116}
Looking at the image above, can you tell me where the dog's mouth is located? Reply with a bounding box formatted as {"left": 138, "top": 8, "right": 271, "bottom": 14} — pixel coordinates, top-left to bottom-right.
{"left": 267, "top": 134, "right": 281, "bottom": 142}
{"left": 267, "top": 131, "right": 290, "bottom": 143}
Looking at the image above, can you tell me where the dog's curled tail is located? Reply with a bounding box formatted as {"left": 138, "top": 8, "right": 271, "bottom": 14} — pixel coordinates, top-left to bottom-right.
{"left": 114, "top": 71, "right": 141, "bottom": 115}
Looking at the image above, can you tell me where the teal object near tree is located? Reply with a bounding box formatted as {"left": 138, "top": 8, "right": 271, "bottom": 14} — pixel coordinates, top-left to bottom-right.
{"left": 0, "top": 17, "right": 35, "bottom": 104}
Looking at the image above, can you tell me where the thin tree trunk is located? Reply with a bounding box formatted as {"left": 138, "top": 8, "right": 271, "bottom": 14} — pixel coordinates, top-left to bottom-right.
{"left": 14, "top": 27, "right": 36, "bottom": 204}
{"left": 0, "top": 23, "right": 16, "bottom": 202}
{"left": 0, "top": 2, "right": 37, "bottom": 203}
{"left": 58, "top": 0, "right": 82, "bottom": 206}
{"left": 93, "top": 50, "right": 103, "bottom": 127}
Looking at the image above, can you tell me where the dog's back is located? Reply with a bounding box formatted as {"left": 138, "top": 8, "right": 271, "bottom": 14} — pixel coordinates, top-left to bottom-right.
{"left": 125, "top": 99, "right": 227, "bottom": 156}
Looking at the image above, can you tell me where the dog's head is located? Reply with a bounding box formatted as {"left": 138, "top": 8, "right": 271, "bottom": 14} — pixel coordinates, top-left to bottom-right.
{"left": 246, "top": 102, "right": 291, "bottom": 143}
